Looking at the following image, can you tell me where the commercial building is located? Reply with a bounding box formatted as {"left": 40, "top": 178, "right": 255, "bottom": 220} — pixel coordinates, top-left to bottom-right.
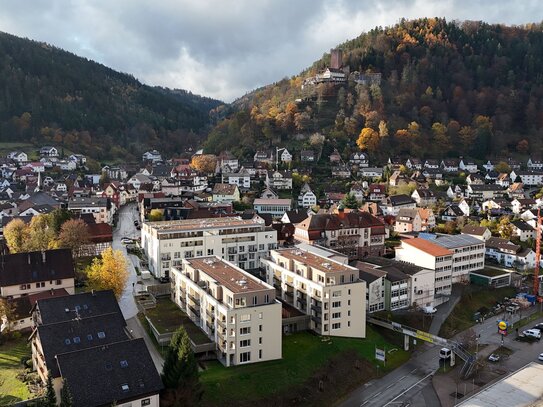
{"left": 253, "top": 198, "right": 292, "bottom": 217}
{"left": 262, "top": 248, "right": 366, "bottom": 338}
{"left": 170, "top": 257, "right": 282, "bottom": 367}
{"left": 142, "top": 217, "right": 278, "bottom": 278}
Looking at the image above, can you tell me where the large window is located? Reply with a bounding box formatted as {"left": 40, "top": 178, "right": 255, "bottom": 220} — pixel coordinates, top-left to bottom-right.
{"left": 240, "top": 339, "right": 251, "bottom": 348}
{"left": 239, "top": 352, "right": 251, "bottom": 363}
{"left": 240, "top": 327, "right": 251, "bottom": 335}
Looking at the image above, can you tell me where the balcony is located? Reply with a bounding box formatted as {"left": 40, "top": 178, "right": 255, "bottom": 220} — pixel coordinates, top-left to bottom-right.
{"left": 217, "top": 318, "right": 227, "bottom": 329}
{"left": 188, "top": 293, "right": 200, "bottom": 303}
{"left": 188, "top": 304, "right": 200, "bottom": 317}
{"left": 311, "top": 302, "right": 322, "bottom": 312}
{"left": 311, "top": 314, "right": 322, "bottom": 324}
{"left": 217, "top": 328, "right": 227, "bottom": 340}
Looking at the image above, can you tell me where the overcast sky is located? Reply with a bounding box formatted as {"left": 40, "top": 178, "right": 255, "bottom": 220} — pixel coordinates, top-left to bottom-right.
{"left": 1, "top": 1, "right": 542, "bottom": 102}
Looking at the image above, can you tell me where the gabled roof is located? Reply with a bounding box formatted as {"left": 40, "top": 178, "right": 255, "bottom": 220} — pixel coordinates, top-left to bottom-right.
{"left": 0, "top": 249, "right": 75, "bottom": 287}
{"left": 212, "top": 183, "right": 238, "bottom": 195}
{"left": 283, "top": 209, "right": 308, "bottom": 224}
{"left": 461, "top": 225, "right": 489, "bottom": 236}
{"left": 57, "top": 338, "right": 163, "bottom": 407}
{"left": 512, "top": 220, "right": 534, "bottom": 232}
{"left": 388, "top": 195, "right": 416, "bottom": 206}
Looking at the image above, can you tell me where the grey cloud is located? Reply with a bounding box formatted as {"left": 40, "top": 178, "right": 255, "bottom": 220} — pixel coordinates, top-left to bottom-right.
{"left": 1, "top": 0, "right": 542, "bottom": 101}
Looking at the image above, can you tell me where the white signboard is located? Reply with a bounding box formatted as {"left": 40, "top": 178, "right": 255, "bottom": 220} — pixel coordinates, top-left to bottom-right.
{"left": 375, "top": 348, "right": 386, "bottom": 362}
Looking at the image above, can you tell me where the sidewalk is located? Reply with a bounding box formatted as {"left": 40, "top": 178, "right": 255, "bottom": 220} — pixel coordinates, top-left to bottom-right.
{"left": 126, "top": 316, "right": 165, "bottom": 372}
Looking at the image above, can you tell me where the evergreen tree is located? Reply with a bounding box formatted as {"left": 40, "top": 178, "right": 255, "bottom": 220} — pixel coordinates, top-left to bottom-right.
{"left": 44, "top": 372, "right": 57, "bottom": 406}
{"left": 161, "top": 327, "right": 201, "bottom": 406}
{"left": 341, "top": 193, "right": 359, "bottom": 209}
{"left": 60, "top": 379, "right": 73, "bottom": 407}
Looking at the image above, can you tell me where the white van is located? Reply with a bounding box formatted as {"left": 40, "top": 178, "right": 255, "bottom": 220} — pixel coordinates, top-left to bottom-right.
{"left": 439, "top": 348, "right": 452, "bottom": 359}
{"left": 523, "top": 329, "right": 541, "bottom": 339}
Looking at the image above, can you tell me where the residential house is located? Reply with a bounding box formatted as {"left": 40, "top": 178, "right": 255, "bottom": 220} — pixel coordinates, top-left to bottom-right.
{"left": 485, "top": 170, "right": 499, "bottom": 182}
{"left": 482, "top": 160, "right": 496, "bottom": 172}
{"left": 367, "top": 184, "right": 386, "bottom": 202}
{"left": 527, "top": 157, "right": 543, "bottom": 171}
{"left": 466, "top": 173, "right": 485, "bottom": 185}
{"left": 421, "top": 168, "right": 444, "bottom": 182}
{"left": 418, "top": 208, "right": 436, "bottom": 231}
{"left": 79, "top": 222, "right": 113, "bottom": 257}
{"left": 68, "top": 154, "right": 86, "bottom": 167}
{"left": 222, "top": 169, "right": 251, "bottom": 190}
{"left": 520, "top": 209, "right": 541, "bottom": 229}
{"left": 510, "top": 170, "right": 543, "bottom": 186}
{"left": 496, "top": 173, "right": 511, "bottom": 187}
{"left": 294, "top": 210, "right": 386, "bottom": 260}
{"left": 297, "top": 183, "right": 317, "bottom": 208}
{"left": 39, "top": 146, "right": 59, "bottom": 157}
{"left": 218, "top": 151, "right": 239, "bottom": 172}
{"left": 331, "top": 165, "right": 351, "bottom": 178}
{"left": 350, "top": 152, "right": 369, "bottom": 168}
{"left": 127, "top": 173, "right": 154, "bottom": 190}
{"left": 359, "top": 167, "right": 383, "bottom": 179}
{"left": 485, "top": 237, "right": 536, "bottom": 270}
{"left": 142, "top": 216, "right": 278, "bottom": 278}
{"left": 350, "top": 183, "right": 365, "bottom": 203}
{"left": 254, "top": 198, "right": 292, "bottom": 217}
{"left": 254, "top": 150, "right": 274, "bottom": 165}
{"left": 7, "top": 151, "right": 28, "bottom": 163}
{"left": 329, "top": 148, "right": 342, "bottom": 164}
{"left": 68, "top": 197, "right": 114, "bottom": 224}
{"left": 262, "top": 248, "right": 366, "bottom": 337}
{"left": 31, "top": 290, "right": 162, "bottom": 405}
{"left": 411, "top": 188, "right": 436, "bottom": 207}
{"left": 508, "top": 183, "right": 526, "bottom": 200}
{"left": 382, "top": 195, "right": 417, "bottom": 216}
{"left": 260, "top": 187, "right": 278, "bottom": 200}
{"left": 511, "top": 198, "right": 537, "bottom": 214}
{"left": 0, "top": 249, "right": 75, "bottom": 299}
{"left": 511, "top": 220, "right": 537, "bottom": 242}
{"left": 281, "top": 209, "right": 309, "bottom": 225}
{"left": 459, "top": 159, "right": 478, "bottom": 173}
{"left": 394, "top": 208, "right": 422, "bottom": 233}
{"left": 102, "top": 165, "right": 128, "bottom": 181}
{"left": 440, "top": 159, "right": 459, "bottom": 173}
{"left": 212, "top": 183, "right": 240, "bottom": 203}
{"left": 26, "top": 162, "right": 45, "bottom": 173}
{"left": 280, "top": 149, "right": 293, "bottom": 163}
{"left": 142, "top": 150, "right": 162, "bottom": 163}
{"left": 266, "top": 171, "right": 293, "bottom": 190}
{"left": 447, "top": 185, "right": 466, "bottom": 200}
{"left": 353, "top": 263, "right": 386, "bottom": 312}
{"left": 424, "top": 159, "right": 440, "bottom": 170}
{"left": 461, "top": 225, "right": 492, "bottom": 241}
{"left": 466, "top": 184, "right": 506, "bottom": 200}
{"left": 171, "top": 257, "right": 282, "bottom": 366}
{"left": 300, "top": 150, "right": 316, "bottom": 162}
{"left": 406, "top": 158, "right": 423, "bottom": 170}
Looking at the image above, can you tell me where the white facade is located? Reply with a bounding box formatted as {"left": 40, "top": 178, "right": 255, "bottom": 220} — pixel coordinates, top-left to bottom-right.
{"left": 142, "top": 217, "right": 278, "bottom": 278}
{"left": 223, "top": 171, "right": 251, "bottom": 189}
{"left": 253, "top": 198, "right": 292, "bottom": 217}
{"left": 171, "top": 257, "right": 282, "bottom": 367}
{"left": 298, "top": 190, "right": 317, "bottom": 208}
{"left": 262, "top": 248, "right": 366, "bottom": 338}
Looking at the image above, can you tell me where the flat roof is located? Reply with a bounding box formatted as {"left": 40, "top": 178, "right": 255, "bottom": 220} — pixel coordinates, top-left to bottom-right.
{"left": 275, "top": 248, "right": 355, "bottom": 274}
{"left": 146, "top": 216, "right": 262, "bottom": 232}
{"left": 429, "top": 233, "right": 483, "bottom": 249}
{"left": 458, "top": 362, "right": 543, "bottom": 407}
{"left": 186, "top": 257, "right": 271, "bottom": 294}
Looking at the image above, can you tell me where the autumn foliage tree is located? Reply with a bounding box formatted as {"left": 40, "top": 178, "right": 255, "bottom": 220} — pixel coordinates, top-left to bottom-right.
{"left": 356, "top": 127, "right": 379, "bottom": 153}
{"left": 4, "top": 218, "right": 30, "bottom": 253}
{"left": 58, "top": 219, "right": 90, "bottom": 257}
{"left": 86, "top": 247, "right": 129, "bottom": 299}
{"left": 191, "top": 154, "right": 217, "bottom": 174}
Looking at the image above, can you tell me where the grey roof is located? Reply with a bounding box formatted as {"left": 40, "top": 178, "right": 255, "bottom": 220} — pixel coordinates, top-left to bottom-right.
{"left": 68, "top": 197, "right": 110, "bottom": 209}
{"left": 37, "top": 312, "right": 128, "bottom": 377}
{"left": 36, "top": 290, "right": 121, "bottom": 325}
{"left": 512, "top": 220, "right": 534, "bottom": 232}
{"left": 389, "top": 195, "right": 416, "bottom": 206}
{"left": 427, "top": 234, "right": 483, "bottom": 249}
{"left": 57, "top": 338, "right": 163, "bottom": 407}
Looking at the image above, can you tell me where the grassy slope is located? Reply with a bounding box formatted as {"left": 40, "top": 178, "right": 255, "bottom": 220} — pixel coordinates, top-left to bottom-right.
{"left": 200, "top": 328, "right": 409, "bottom": 405}
{"left": 0, "top": 337, "right": 32, "bottom": 406}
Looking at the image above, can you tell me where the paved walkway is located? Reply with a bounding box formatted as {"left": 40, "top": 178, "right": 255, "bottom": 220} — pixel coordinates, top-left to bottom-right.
{"left": 429, "top": 285, "right": 463, "bottom": 335}
{"left": 126, "top": 316, "right": 165, "bottom": 373}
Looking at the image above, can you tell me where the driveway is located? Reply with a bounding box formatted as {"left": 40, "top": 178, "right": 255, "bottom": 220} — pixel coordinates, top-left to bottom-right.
{"left": 114, "top": 203, "right": 140, "bottom": 319}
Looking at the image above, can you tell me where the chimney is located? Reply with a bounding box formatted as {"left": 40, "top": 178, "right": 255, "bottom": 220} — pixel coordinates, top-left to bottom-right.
{"left": 338, "top": 206, "right": 346, "bottom": 220}
{"left": 41, "top": 251, "right": 46, "bottom": 264}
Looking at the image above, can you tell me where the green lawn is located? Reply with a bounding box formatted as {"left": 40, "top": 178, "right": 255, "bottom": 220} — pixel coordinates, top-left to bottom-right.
{"left": 439, "top": 286, "right": 516, "bottom": 338}
{"left": 146, "top": 299, "right": 211, "bottom": 345}
{"left": 200, "top": 328, "right": 409, "bottom": 406}
{"left": 0, "top": 337, "right": 32, "bottom": 406}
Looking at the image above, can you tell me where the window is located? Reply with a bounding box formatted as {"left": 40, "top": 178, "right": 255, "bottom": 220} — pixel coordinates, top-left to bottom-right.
{"left": 97, "top": 331, "right": 106, "bottom": 339}
{"left": 258, "top": 313, "right": 263, "bottom": 319}
{"left": 36, "top": 282, "right": 45, "bottom": 288}
{"left": 252, "top": 296, "right": 257, "bottom": 305}
{"left": 240, "top": 314, "right": 251, "bottom": 322}
{"left": 332, "top": 301, "right": 341, "bottom": 308}
{"left": 141, "top": 399, "right": 151, "bottom": 406}
{"left": 73, "top": 336, "right": 81, "bottom": 344}
{"left": 87, "top": 334, "right": 93, "bottom": 341}
{"left": 259, "top": 337, "right": 262, "bottom": 344}
{"left": 121, "top": 384, "right": 130, "bottom": 392}
{"left": 240, "top": 327, "right": 251, "bottom": 335}
{"left": 264, "top": 294, "right": 269, "bottom": 303}
{"left": 259, "top": 324, "right": 262, "bottom": 332}
{"left": 56, "top": 280, "right": 62, "bottom": 285}
{"left": 332, "top": 312, "right": 341, "bottom": 319}
{"left": 240, "top": 352, "right": 251, "bottom": 363}
{"left": 207, "top": 249, "right": 214, "bottom": 255}
{"left": 259, "top": 349, "right": 263, "bottom": 359}
{"left": 240, "top": 339, "right": 251, "bottom": 348}
{"left": 235, "top": 298, "right": 247, "bottom": 307}
{"left": 332, "top": 291, "right": 341, "bottom": 298}
{"left": 332, "top": 323, "right": 341, "bottom": 330}
{"left": 120, "top": 360, "right": 129, "bottom": 368}
{"left": 64, "top": 338, "right": 71, "bottom": 345}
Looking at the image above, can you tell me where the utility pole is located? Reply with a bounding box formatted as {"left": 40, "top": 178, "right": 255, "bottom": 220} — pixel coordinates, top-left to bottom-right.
{"left": 534, "top": 208, "right": 541, "bottom": 297}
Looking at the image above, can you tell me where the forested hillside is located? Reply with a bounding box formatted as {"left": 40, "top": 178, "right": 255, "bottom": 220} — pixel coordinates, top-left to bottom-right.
{"left": 205, "top": 18, "right": 543, "bottom": 162}
{"left": 0, "top": 32, "right": 221, "bottom": 161}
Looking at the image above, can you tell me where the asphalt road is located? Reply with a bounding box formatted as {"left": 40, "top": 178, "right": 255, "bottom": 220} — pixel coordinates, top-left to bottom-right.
{"left": 114, "top": 203, "right": 140, "bottom": 320}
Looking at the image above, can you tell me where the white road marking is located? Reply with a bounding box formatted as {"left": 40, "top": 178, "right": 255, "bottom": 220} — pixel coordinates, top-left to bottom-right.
{"left": 383, "top": 372, "right": 434, "bottom": 407}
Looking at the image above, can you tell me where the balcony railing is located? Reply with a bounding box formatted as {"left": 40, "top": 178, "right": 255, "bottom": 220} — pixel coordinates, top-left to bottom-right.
{"left": 217, "top": 318, "right": 227, "bottom": 329}
{"left": 188, "top": 293, "right": 200, "bottom": 303}
{"left": 311, "top": 314, "right": 321, "bottom": 324}
{"left": 311, "top": 302, "right": 322, "bottom": 312}
{"left": 188, "top": 304, "right": 200, "bottom": 317}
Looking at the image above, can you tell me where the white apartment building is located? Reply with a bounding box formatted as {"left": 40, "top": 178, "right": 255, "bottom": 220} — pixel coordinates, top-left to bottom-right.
{"left": 262, "top": 248, "right": 366, "bottom": 338}
{"left": 142, "top": 217, "right": 278, "bottom": 278}
{"left": 394, "top": 238, "right": 453, "bottom": 305}
{"left": 170, "top": 257, "right": 282, "bottom": 367}
{"left": 68, "top": 197, "right": 114, "bottom": 224}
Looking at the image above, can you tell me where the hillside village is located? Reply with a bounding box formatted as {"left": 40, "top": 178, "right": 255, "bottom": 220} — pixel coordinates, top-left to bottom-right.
{"left": 0, "top": 132, "right": 542, "bottom": 404}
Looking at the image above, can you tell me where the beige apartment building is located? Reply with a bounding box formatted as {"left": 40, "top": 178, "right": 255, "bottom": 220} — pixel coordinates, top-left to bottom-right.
{"left": 262, "top": 248, "right": 366, "bottom": 338}
{"left": 171, "top": 257, "right": 282, "bottom": 367}
{"left": 142, "top": 217, "right": 278, "bottom": 278}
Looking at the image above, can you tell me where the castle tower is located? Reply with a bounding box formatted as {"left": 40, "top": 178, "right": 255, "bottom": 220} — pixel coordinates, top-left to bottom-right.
{"left": 330, "top": 48, "right": 343, "bottom": 70}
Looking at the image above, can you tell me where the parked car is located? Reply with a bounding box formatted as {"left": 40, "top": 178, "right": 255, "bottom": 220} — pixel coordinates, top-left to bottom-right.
{"left": 534, "top": 323, "right": 543, "bottom": 331}
{"left": 488, "top": 354, "right": 500, "bottom": 362}
{"left": 523, "top": 329, "right": 542, "bottom": 340}
{"left": 539, "top": 353, "right": 543, "bottom": 361}
{"left": 121, "top": 237, "right": 133, "bottom": 245}
{"left": 422, "top": 306, "right": 437, "bottom": 314}
{"left": 159, "top": 276, "right": 170, "bottom": 284}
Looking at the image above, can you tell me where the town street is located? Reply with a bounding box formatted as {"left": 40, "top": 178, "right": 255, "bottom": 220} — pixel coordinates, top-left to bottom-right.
{"left": 114, "top": 203, "right": 140, "bottom": 319}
